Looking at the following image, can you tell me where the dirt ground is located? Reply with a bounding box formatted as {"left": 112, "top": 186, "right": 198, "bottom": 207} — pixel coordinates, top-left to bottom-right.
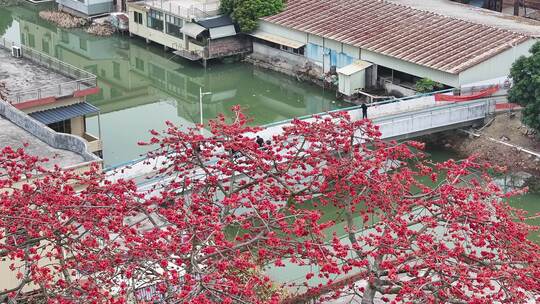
{"left": 425, "top": 111, "right": 540, "bottom": 176}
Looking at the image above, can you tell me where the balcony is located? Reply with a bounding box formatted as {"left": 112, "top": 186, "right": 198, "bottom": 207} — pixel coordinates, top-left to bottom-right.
{"left": 83, "top": 132, "right": 103, "bottom": 153}
{"left": 173, "top": 49, "right": 203, "bottom": 61}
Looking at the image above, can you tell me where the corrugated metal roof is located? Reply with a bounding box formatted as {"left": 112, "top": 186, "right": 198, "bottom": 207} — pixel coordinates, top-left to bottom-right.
{"left": 30, "top": 102, "right": 99, "bottom": 125}
{"left": 181, "top": 22, "right": 207, "bottom": 38}
{"left": 337, "top": 60, "right": 373, "bottom": 76}
{"left": 263, "top": 0, "right": 532, "bottom": 74}
{"left": 209, "top": 25, "right": 237, "bottom": 39}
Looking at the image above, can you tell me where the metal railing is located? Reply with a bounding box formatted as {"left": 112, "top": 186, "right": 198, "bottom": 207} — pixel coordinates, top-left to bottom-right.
{"left": 0, "top": 37, "right": 97, "bottom": 105}
{"left": 143, "top": 0, "right": 220, "bottom": 20}
{"left": 373, "top": 99, "right": 493, "bottom": 139}
{"left": 264, "top": 89, "right": 455, "bottom": 128}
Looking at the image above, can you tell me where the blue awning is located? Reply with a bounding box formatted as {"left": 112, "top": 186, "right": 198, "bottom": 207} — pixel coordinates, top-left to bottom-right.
{"left": 29, "top": 102, "right": 99, "bottom": 125}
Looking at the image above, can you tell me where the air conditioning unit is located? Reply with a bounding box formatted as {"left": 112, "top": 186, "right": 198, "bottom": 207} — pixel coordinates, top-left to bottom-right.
{"left": 11, "top": 46, "right": 22, "bottom": 58}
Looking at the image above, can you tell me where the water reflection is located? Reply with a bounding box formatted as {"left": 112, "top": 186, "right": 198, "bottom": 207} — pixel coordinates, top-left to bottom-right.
{"left": 2, "top": 4, "right": 347, "bottom": 165}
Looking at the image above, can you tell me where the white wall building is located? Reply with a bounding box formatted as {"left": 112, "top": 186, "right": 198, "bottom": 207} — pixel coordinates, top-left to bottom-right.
{"left": 57, "top": 0, "right": 114, "bottom": 17}
{"left": 252, "top": 0, "right": 540, "bottom": 96}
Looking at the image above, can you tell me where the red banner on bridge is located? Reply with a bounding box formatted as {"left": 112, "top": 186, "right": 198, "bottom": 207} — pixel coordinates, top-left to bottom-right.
{"left": 435, "top": 85, "right": 499, "bottom": 102}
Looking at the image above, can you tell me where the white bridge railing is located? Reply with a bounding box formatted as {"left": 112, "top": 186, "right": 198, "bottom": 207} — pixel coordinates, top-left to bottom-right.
{"left": 105, "top": 98, "right": 495, "bottom": 183}
{"left": 373, "top": 99, "right": 494, "bottom": 139}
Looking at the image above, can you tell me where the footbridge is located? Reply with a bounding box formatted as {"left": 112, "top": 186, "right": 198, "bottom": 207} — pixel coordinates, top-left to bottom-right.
{"left": 105, "top": 91, "right": 501, "bottom": 185}
{"left": 374, "top": 98, "right": 492, "bottom": 140}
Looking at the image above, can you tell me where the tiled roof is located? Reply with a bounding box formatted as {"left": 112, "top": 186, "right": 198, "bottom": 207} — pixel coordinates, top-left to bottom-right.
{"left": 263, "top": 0, "right": 533, "bottom": 74}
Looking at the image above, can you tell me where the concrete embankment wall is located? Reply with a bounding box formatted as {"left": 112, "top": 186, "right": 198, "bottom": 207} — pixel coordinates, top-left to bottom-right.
{"left": 247, "top": 42, "right": 323, "bottom": 82}
{"left": 0, "top": 102, "right": 100, "bottom": 163}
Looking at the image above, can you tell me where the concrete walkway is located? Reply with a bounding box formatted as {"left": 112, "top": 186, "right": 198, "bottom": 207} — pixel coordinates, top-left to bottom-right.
{"left": 0, "top": 116, "right": 85, "bottom": 169}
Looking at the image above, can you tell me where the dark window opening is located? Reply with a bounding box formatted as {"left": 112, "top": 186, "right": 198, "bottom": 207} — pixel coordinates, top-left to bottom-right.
{"left": 28, "top": 33, "right": 35, "bottom": 48}
{"left": 147, "top": 10, "right": 163, "bottom": 31}
{"left": 166, "top": 23, "right": 183, "bottom": 39}
{"left": 255, "top": 37, "right": 304, "bottom": 55}
{"left": 135, "top": 58, "right": 145, "bottom": 71}
{"left": 60, "top": 30, "right": 69, "bottom": 43}
{"left": 48, "top": 119, "right": 71, "bottom": 134}
{"left": 80, "top": 37, "right": 87, "bottom": 51}
{"left": 113, "top": 61, "right": 121, "bottom": 79}
{"left": 133, "top": 11, "right": 143, "bottom": 24}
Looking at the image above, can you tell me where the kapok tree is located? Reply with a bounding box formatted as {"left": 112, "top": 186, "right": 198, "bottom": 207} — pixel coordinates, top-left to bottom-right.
{"left": 0, "top": 146, "right": 144, "bottom": 303}
{"left": 1, "top": 107, "right": 539, "bottom": 303}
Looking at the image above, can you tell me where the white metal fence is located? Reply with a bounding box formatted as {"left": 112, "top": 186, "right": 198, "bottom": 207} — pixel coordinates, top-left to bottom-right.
{"left": 144, "top": 0, "right": 220, "bottom": 19}
{"left": 0, "top": 37, "right": 97, "bottom": 104}
{"left": 373, "top": 99, "right": 493, "bottom": 139}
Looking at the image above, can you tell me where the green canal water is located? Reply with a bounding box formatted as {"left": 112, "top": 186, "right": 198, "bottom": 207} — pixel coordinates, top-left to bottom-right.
{"left": 1, "top": 4, "right": 348, "bottom": 166}
{"left": 1, "top": 5, "right": 538, "bottom": 246}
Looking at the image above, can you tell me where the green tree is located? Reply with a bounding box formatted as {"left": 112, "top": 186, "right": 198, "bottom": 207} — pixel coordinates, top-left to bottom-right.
{"left": 508, "top": 41, "right": 540, "bottom": 132}
{"left": 220, "top": 0, "right": 284, "bottom": 32}
{"left": 415, "top": 78, "right": 444, "bottom": 93}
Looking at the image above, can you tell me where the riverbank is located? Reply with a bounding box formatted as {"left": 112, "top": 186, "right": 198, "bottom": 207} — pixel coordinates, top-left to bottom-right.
{"left": 244, "top": 55, "right": 338, "bottom": 94}
{"left": 39, "top": 10, "right": 115, "bottom": 36}
{"left": 423, "top": 111, "right": 540, "bottom": 188}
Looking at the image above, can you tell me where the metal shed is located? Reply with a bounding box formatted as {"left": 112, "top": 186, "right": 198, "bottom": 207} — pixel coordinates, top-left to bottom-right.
{"left": 337, "top": 61, "right": 372, "bottom": 96}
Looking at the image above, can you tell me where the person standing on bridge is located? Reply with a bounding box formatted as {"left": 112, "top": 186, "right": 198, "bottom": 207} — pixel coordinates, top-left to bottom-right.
{"left": 256, "top": 136, "right": 264, "bottom": 148}
{"left": 361, "top": 102, "right": 368, "bottom": 119}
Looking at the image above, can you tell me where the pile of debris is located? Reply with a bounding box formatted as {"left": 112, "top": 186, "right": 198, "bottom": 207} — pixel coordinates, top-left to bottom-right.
{"left": 39, "top": 11, "right": 88, "bottom": 28}
{"left": 86, "top": 23, "right": 115, "bottom": 36}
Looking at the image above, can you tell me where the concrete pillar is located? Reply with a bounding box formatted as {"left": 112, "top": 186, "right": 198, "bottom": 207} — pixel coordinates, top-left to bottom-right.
{"left": 370, "top": 64, "right": 378, "bottom": 87}
{"left": 70, "top": 116, "right": 85, "bottom": 137}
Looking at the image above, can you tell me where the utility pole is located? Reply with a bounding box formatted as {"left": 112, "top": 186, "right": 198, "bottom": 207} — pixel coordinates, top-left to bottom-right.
{"left": 199, "top": 87, "right": 211, "bottom": 125}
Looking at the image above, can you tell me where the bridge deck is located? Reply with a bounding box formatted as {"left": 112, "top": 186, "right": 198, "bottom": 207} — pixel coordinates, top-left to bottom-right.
{"left": 106, "top": 94, "right": 499, "bottom": 183}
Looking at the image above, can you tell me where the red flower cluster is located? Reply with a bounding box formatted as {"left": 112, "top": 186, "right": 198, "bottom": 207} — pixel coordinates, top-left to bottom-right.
{"left": 0, "top": 109, "right": 539, "bottom": 303}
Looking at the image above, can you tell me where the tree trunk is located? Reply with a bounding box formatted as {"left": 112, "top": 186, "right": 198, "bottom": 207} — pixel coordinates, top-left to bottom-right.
{"left": 514, "top": 0, "right": 520, "bottom": 16}
{"left": 361, "top": 283, "right": 377, "bottom": 304}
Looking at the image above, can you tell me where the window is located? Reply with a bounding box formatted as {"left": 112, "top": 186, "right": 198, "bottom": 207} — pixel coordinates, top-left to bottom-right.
{"left": 48, "top": 119, "right": 72, "bottom": 134}
{"left": 113, "top": 62, "right": 121, "bottom": 79}
{"left": 60, "top": 30, "right": 69, "bottom": 43}
{"left": 279, "top": 44, "right": 305, "bottom": 55}
{"left": 135, "top": 57, "right": 144, "bottom": 71}
{"left": 28, "top": 33, "right": 35, "bottom": 48}
{"left": 133, "top": 11, "right": 143, "bottom": 24}
{"left": 166, "top": 23, "right": 183, "bottom": 39}
{"left": 165, "top": 14, "right": 183, "bottom": 38}
{"left": 149, "top": 63, "right": 165, "bottom": 87}
{"left": 42, "top": 39, "right": 49, "bottom": 54}
{"left": 79, "top": 37, "right": 87, "bottom": 51}
{"left": 256, "top": 37, "right": 304, "bottom": 56}
{"left": 147, "top": 9, "right": 163, "bottom": 31}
